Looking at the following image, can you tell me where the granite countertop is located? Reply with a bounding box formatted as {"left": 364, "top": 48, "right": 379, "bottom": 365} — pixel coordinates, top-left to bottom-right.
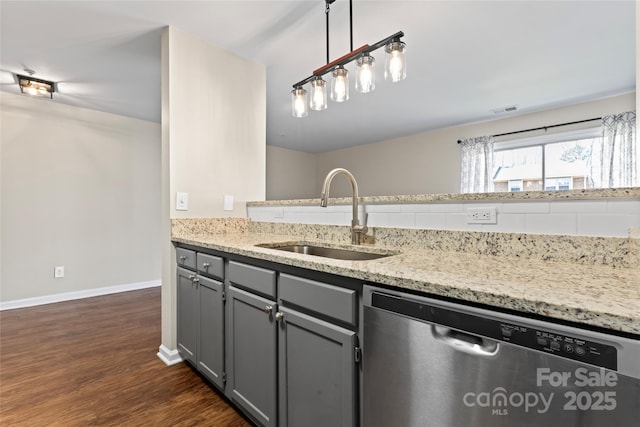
{"left": 247, "top": 187, "right": 640, "bottom": 206}
{"left": 172, "top": 228, "right": 640, "bottom": 335}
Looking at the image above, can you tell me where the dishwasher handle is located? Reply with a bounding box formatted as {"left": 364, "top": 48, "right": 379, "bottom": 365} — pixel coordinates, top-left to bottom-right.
{"left": 432, "top": 325, "right": 499, "bottom": 357}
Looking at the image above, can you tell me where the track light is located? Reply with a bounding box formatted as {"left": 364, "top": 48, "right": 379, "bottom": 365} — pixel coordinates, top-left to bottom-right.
{"left": 291, "top": 0, "right": 406, "bottom": 117}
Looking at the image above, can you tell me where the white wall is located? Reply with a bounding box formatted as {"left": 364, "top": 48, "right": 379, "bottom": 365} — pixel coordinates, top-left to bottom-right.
{"left": 160, "top": 27, "right": 266, "bottom": 353}
{"left": 266, "top": 145, "right": 316, "bottom": 200}
{"left": 266, "top": 92, "right": 635, "bottom": 199}
{"left": 0, "top": 92, "right": 161, "bottom": 302}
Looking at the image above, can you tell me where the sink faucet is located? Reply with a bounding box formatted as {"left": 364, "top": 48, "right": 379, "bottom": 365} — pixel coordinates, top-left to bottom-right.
{"left": 320, "top": 168, "right": 368, "bottom": 245}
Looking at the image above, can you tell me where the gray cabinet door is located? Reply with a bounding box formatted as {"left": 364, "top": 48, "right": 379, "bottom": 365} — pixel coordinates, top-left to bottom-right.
{"left": 198, "top": 275, "right": 225, "bottom": 390}
{"left": 227, "top": 286, "right": 277, "bottom": 427}
{"left": 278, "top": 306, "right": 357, "bottom": 427}
{"left": 177, "top": 266, "right": 197, "bottom": 365}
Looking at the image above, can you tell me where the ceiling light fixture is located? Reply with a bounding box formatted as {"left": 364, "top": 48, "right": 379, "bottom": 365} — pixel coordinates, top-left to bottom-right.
{"left": 291, "top": 0, "right": 406, "bottom": 118}
{"left": 17, "top": 69, "right": 55, "bottom": 99}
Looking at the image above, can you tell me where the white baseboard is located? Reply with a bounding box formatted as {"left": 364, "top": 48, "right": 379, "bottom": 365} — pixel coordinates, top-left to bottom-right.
{"left": 157, "top": 344, "right": 183, "bottom": 366}
{"left": 0, "top": 280, "right": 162, "bottom": 311}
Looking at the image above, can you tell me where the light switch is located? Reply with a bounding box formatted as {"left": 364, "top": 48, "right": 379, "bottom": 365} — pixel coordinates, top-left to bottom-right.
{"left": 224, "top": 195, "right": 234, "bottom": 211}
{"left": 176, "top": 192, "right": 188, "bottom": 211}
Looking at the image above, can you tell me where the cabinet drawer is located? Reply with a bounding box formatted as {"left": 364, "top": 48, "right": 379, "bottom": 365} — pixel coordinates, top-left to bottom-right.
{"left": 197, "top": 253, "right": 224, "bottom": 280}
{"left": 228, "top": 261, "right": 276, "bottom": 299}
{"left": 176, "top": 248, "right": 197, "bottom": 270}
{"left": 279, "top": 273, "right": 357, "bottom": 326}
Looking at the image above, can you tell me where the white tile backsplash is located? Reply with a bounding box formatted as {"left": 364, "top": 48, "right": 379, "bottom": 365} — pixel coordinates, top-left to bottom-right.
{"left": 549, "top": 200, "right": 608, "bottom": 214}
{"left": 445, "top": 213, "right": 483, "bottom": 231}
{"left": 248, "top": 198, "right": 637, "bottom": 237}
{"left": 503, "top": 201, "right": 550, "bottom": 214}
{"left": 607, "top": 200, "right": 640, "bottom": 214}
{"left": 430, "top": 203, "right": 465, "bottom": 213}
{"left": 481, "top": 214, "right": 526, "bottom": 233}
{"left": 415, "top": 213, "right": 447, "bottom": 228}
{"left": 525, "top": 214, "right": 577, "bottom": 235}
{"left": 577, "top": 214, "right": 640, "bottom": 237}
{"left": 400, "top": 203, "right": 432, "bottom": 213}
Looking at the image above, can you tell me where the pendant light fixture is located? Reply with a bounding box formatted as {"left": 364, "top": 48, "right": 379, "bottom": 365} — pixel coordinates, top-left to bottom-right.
{"left": 330, "top": 66, "right": 349, "bottom": 102}
{"left": 355, "top": 53, "right": 375, "bottom": 93}
{"left": 309, "top": 77, "right": 328, "bottom": 110}
{"left": 17, "top": 69, "right": 55, "bottom": 99}
{"left": 291, "top": 0, "right": 406, "bottom": 118}
{"left": 384, "top": 41, "right": 406, "bottom": 82}
{"left": 291, "top": 86, "right": 308, "bottom": 117}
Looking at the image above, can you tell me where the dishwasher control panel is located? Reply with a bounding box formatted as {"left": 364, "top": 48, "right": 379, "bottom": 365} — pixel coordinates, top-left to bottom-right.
{"left": 499, "top": 323, "right": 617, "bottom": 370}
{"left": 370, "top": 291, "right": 618, "bottom": 371}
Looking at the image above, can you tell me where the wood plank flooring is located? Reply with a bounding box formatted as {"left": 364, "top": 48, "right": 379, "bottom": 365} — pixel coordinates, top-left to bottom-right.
{"left": 0, "top": 288, "right": 252, "bottom": 426}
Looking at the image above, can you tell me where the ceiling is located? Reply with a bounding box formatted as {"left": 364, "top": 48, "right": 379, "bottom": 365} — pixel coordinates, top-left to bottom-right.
{"left": 0, "top": 1, "right": 635, "bottom": 153}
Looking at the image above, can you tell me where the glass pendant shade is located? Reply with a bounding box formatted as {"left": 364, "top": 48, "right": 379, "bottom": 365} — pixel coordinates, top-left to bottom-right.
{"left": 309, "top": 77, "right": 328, "bottom": 111}
{"left": 384, "top": 41, "right": 406, "bottom": 82}
{"left": 291, "top": 87, "right": 308, "bottom": 118}
{"left": 355, "top": 54, "right": 375, "bottom": 93}
{"left": 330, "top": 66, "right": 349, "bottom": 102}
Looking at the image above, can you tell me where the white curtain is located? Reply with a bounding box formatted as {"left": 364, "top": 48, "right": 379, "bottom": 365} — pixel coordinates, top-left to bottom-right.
{"left": 460, "top": 136, "right": 494, "bottom": 193}
{"left": 589, "top": 111, "right": 637, "bottom": 188}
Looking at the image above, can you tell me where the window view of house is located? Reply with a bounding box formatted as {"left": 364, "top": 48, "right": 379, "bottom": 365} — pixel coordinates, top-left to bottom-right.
{"left": 493, "top": 136, "right": 597, "bottom": 192}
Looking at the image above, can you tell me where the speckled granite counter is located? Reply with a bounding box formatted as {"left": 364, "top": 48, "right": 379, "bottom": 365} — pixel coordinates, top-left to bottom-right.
{"left": 172, "top": 218, "right": 640, "bottom": 335}
{"left": 248, "top": 187, "right": 640, "bottom": 206}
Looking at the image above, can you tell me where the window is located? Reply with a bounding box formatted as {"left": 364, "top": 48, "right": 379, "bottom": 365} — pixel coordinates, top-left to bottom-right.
{"left": 492, "top": 128, "right": 600, "bottom": 192}
{"left": 508, "top": 179, "right": 523, "bottom": 192}
{"left": 545, "top": 177, "right": 572, "bottom": 191}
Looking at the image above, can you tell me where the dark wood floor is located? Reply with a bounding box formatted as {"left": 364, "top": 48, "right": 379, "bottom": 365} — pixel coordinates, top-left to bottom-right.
{"left": 0, "top": 287, "right": 252, "bottom": 426}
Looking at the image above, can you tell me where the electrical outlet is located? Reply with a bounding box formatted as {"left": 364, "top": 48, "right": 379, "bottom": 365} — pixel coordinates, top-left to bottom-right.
{"left": 467, "top": 207, "right": 497, "bottom": 224}
{"left": 54, "top": 266, "right": 65, "bottom": 278}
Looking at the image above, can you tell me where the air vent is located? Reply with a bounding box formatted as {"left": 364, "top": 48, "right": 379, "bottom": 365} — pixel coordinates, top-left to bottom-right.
{"left": 491, "top": 105, "right": 518, "bottom": 114}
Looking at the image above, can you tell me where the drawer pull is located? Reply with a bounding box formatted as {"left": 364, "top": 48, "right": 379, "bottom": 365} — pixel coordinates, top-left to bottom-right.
{"left": 192, "top": 277, "right": 200, "bottom": 284}
{"left": 202, "top": 262, "right": 210, "bottom": 268}
{"left": 275, "top": 312, "right": 284, "bottom": 322}
{"left": 263, "top": 305, "right": 273, "bottom": 314}
{"left": 179, "top": 255, "right": 187, "bottom": 261}
{"left": 188, "top": 275, "right": 196, "bottom": 280}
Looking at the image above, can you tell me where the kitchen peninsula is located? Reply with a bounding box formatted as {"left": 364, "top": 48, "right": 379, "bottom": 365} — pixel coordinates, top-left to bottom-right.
{"left": 174, "top": 187, "right": 640, "bottom": 334}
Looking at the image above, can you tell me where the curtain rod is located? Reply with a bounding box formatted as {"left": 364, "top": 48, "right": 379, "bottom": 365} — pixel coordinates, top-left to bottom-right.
{"left": 456, "top": 117, "right": 602, "bottom": 144}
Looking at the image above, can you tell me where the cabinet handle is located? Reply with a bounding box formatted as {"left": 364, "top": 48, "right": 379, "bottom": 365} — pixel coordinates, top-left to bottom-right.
{"left": 275, "top": 312, "right": 284, "bottom": 322}
{"left": 263, "top": 305, "right": 273, "bottom": 314}
{"left": 188, "top": 274, "right": 196, "bottom": 280}
{"left": 193, "top": 277, "right": 200, "bottom": 284}
{"left": 202, "top": 262, "right": 210, "bottom": 269}
{"left": 179, "top": 255, "right": 187, "bottom": 261}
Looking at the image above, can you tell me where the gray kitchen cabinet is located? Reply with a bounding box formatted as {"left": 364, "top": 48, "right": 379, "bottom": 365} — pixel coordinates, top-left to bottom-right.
{"left": 277, "top": 306, "right": 357, "bottom": 427}
{"left": 177, "top": 249, "right": 361, "bottom": 427}
{"left": 226, "top": 285, "right": 278, "bottom": 427}
{"left": 177, "top": 266, "right": 198, "bottom": 365}
{"left": 197, "top": 275, "right": 225, "bottom": 389}
{"left": 177, "top": 255, "right": 225, "bottom": 391}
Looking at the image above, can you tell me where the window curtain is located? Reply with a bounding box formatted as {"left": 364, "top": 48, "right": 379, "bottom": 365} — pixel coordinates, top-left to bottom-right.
{"left": 589, "top": 111, "right": 637, "bottom": 188}
{"left": 460, "top": 136, "right": 494, "bottom": 193}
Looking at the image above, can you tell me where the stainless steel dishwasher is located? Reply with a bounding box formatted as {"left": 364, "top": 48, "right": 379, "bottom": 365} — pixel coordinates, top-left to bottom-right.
{"left": 363, "top": 285, "right": 640, "bottom": 427}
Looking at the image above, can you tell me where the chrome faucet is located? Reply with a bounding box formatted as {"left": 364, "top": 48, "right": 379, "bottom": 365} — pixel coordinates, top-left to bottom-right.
{"left": 320, "top": 168, "right": 368, "bottom": 245}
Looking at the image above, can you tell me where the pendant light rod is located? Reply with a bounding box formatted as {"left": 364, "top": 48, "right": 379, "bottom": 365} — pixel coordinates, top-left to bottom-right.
{"left": 349, "top": 0, "right": 353, "bottom": 52}
{"left": 292, "top": 30, "right": 404, "bottom": 88}
{"left": 325, "top": 1, "right": 331, "bottom": 64}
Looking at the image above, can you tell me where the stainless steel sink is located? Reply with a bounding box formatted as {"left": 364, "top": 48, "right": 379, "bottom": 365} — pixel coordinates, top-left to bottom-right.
{"left": 256, "top": 243, "right": 395, "bottom": 261}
